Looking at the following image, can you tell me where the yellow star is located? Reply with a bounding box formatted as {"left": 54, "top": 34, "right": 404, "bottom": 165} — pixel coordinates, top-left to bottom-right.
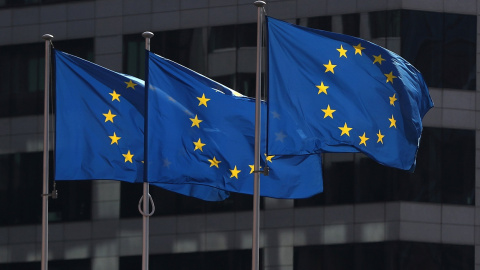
{"left": 264, "top": 153, "right": 275, "bottom": 163}
{"left": 337, "top": 45, "right": 347, "bottom": 58}
{"left": 322, "top": 105, "right": 335, "bottom": 119}
{"left": 389, "top": 93, "right": 397, "bottom": 106}
{"left": 338, "top": 122, "right": 352, "bottom": 136}
{"left": 109, "top": 132, "right": 121, "bottom": 145}
{"left": 359, "top": 132, "right": 369, "bottom": 146}
{"left": 230, "top": 166, "right": 241, "bottom": 179}
{"left": 324, "top": 60, "right": 336, "bottom": 74}
{"left": 377, "top": 130, "right": 385, "bottom": 144}
{"left": 190, "top": 114, "right": 203, "bottom": 128}
{"left": 103, "top": 110, "right": 116, "bottom": 123}
{"left": 122, "top": 150, "right": 134, "bottom": 163}
{"left": 208, "top": 156, "right": 221, "bottom": 168}
{"left": 125, "top": 80, "right": 137, "bottom": 89}
{"left": 373, "top": 54, "right": 385, "bottom": 65}
{"left": 193, "top": 138, "right": 206, "bottom": 152}
{"left": 109, "top": 90, "right": 121, "bottom": 102}
{"left": 197, "top": 94, "right": 210, "bottom": 107}
{"left": 384, "top": 71, "right": 397, "bottom": 84}
{"left": 316, "top": 82, "right": 329, "bottom": 95}
{"left": 249, "top": 164, "right": 263, "bottom": 173}
{"left": 389, "top": 115, "right": 397, "bottom": 128}
{"left": 353, "top": 43, "right": 365, "bottom": 55}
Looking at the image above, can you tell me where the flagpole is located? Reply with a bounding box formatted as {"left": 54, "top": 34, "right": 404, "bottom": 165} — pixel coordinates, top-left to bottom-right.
{"left": 41, "top": 33, "right": 53, "bottom": 270}
{"left": 141, "top": 31, "right": 154, "bottom": 270}
{"left": 252, "top": 2, "right": 265, "bottom": 270}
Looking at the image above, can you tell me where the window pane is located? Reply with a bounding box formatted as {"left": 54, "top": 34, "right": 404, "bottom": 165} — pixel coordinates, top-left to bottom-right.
{"left": 306, "top": 16, "right": 332, "bottom": 31}
{"left": 0, "top": 39, "right": 93, "bottom": 117}
{"left": 442, "top": 13, "right": 476, "bottom": 90}
{"left": 0, "top": 259, "right": 91, "bottom": 270}
{"left": 401, "top": 10, "right": 476, "bottom": 90}
{"left": 342, "top": 13, "right": 360, "bottom": 37}
{"left": 294, "top": 242, "right": 473, "bottom": 270}
{"left": 0, "top": 152, "right": 91, "bottom": 226}
{"left": 151, "top": 28, "right": 207, "bottom": 75}
{"left": 120, "top": 249, "right": 259, "bottom": 270}
{"left": 294, "top": 127, "right": 474, "bottom": 206}
{"left": 120, "top": 182, "right": 255, "bottom": 218}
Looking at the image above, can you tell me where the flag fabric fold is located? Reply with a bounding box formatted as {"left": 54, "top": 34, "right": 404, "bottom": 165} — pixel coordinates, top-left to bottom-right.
{"left": 146, "top": 51, "right": 323, "bottom": 199}
{"left": 54, "top": 50, "right": 229, "bottom": 201}
{"left": 266, "top": 16, "right": 434, "bottom": 171}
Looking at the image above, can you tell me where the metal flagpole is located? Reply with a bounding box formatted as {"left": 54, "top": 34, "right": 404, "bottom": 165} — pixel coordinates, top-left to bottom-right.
{"left": 252, "top": 2, "right": 265, "bottom": 270}
{"left": 41, "top": 33, "right": 53, "bottom": 270}
{"left": 141, "top": 31, "right": 155, "bottom": 270}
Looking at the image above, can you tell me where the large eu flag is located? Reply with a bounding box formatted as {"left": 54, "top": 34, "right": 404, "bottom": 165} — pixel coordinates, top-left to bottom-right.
{"left": 146, "top": 51, "right": 323, "bottom": 199}
{"left": 54, "top": 50, "right": 230, "bottom": 201}
{"left": 266, "top": 17, "right": 434, "bottom": 171}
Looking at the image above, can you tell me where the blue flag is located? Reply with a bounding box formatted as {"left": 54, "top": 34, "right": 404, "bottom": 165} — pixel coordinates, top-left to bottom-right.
{"left": 266, "top": 17, "right": 434, "bottom": 171}
{"left": 54, "top": 50, "right": 229, "bottom": 201}
{"left": 55, "top": 49, "right": 145, "bottom": 183}
{"left": 146, "top": 51, "right": 323, "bottom": 199}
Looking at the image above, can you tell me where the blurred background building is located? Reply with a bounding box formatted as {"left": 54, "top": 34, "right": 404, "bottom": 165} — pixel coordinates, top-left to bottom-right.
{"left": 0, "top": 0, "right": 476, "bottom": 269}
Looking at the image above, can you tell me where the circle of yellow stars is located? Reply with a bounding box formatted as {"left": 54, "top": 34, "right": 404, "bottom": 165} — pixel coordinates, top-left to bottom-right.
{"left": 103, "top": 80, "right": 137, "bottom": 163}
{"left": 314, "top": 42, "right": 399, "bottom": 147}
{"left": 188, "top": 92, "right": 275, "bottom": 179}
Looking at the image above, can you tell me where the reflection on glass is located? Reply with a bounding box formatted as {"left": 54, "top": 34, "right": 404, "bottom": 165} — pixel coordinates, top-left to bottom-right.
{"left": 0, "top": 152, "right": 92, "bottom": 226}
{"left": 294, "top": 127, "right": 475, "bottom": 206}
{"left": 0, "top": 39, "right": 93, "bottom": 117}
{"left": 294, "top": 242, "right": 473, "bottom": 270}
{"left": 120, "top": 249, "right": 260, "bottom": 270}
{"left": 120, "top": 181, "right": 255, "bottom": 218}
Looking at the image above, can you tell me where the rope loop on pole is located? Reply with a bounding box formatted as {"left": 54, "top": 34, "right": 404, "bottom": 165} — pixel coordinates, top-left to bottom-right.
{"left": 138, "top": 193, "right": 155, "bottom": 217}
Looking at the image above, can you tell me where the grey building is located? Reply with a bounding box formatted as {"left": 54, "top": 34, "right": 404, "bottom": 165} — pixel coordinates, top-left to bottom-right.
{"left": 0, "top": 0, "right": 476, "bottom": 269}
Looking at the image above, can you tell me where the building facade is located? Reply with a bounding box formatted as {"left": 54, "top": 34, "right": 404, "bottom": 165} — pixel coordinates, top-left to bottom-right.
{"left": 0, "top": 0, "right": 477, "bottom": 269}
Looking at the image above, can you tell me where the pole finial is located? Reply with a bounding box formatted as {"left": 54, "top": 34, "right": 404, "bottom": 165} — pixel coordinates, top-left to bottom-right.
{"left": 254, "top": 1, "right": 266, "bottom": 7}
{"left": 42, "top": 34, "right": 54, "bottom": 41}
{"left": 142, "top": 31, "right": 154, "bottom": 39}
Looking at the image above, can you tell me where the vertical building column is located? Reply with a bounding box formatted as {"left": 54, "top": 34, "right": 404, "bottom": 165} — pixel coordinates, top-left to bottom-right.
{"left": 263, "top": 198, "right": 294, "bottom": 270}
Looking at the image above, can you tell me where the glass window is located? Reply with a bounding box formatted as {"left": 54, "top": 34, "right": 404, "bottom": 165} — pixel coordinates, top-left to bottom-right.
{"left": 294, "top": 242, "right": 473, "bottom": 270}
{"left": 120, "top": 182, "right": 257, "bottom": 218}
{"left": 0, "top": 259, "right": 90, "bottom": 270}
{"left": 209, "top": 25, "right": 236, "bottom": 52}
{"left": 120, "top": 249, "right": 260, "bottom": 270}
{"left": 124, "top": 24, "right": 257, "bottom": 98}
{"left": 369, "top": 10, "right": 401, "bottom": 38}
{"left": 305, "top": 16, "right": 332, "bottom": 31}
{"left": 369, "top": 10, "right": 476, "bottom": 90}
{"left": 0, "top": 0, "right": 90, "bottom": 8}
{"left": 124, "top": 28, "right": 207, "bottom": 79}
{"left": 342, "top": 13, "right": 360, "bottom": 37}
{"left": 442, "top": 13, "right": 476, "bottom": 90}
{"left": 295, "top": 127, "right": 475, "bottom": 207}
{"left": 294, "top": 244, "right": 354, "bottom": 270}
{"left": 370, "top": 10, "right": 476, "bottom": 90}
{"left": 0, "top": 152, "right": 91, "bottom": 226}
{"left": 207, "top": 23, "right": 257, "bottom": 97}
{"left": 0, "top": 39, "right": 93, "bottom": 117}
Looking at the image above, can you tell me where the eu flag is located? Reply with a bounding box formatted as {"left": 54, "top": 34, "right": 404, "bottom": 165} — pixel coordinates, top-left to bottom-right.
{"left": 147, "top": 51, "right": 323, "bottom": 198}
{"left": 55, "top": 49, "right": 145, "bottom": 183}
{"left": 266, "top": 17, "right": 434, "bottom": 171}
{"left": 54, "top": 50, "right": 229, "bottom": 201}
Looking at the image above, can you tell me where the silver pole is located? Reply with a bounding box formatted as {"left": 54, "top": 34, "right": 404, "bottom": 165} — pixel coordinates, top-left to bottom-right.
{"left": 41, "top": 33, "right": 53, "bottom": 270}
{"left": 252, "top": 2, "right": 265, "bottom": 270}
{"left": 142, "top": 31, "right": 154, "bottom": 270}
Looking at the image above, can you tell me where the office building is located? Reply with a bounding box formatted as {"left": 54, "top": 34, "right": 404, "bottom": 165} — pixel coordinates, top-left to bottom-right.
{"left": 0, "top": 0, "right": 476, "bottom": 269}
